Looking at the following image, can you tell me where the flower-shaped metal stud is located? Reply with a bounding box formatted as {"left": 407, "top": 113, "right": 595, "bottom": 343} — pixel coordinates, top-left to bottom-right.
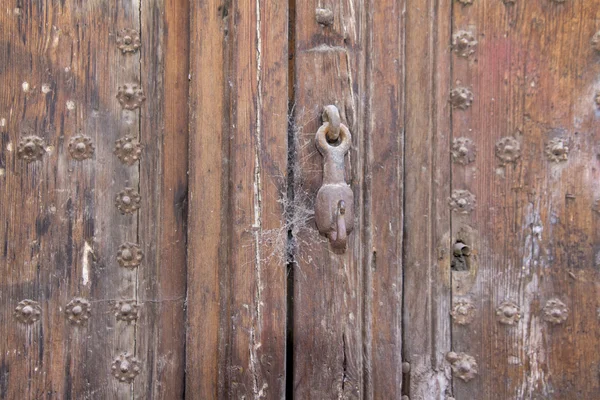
{"left": 111, "top": 353, "right": 141, "bottom": 382}
{"left": 68, "top": 135, "right": 95, "bottom": 161}
{"left": 450, "top": 87, "right": 473, "bottom": 110}
{"left": 495, "top": 136, "right": 521, "bottom": 164}
{"left": 543, "top": 298, "right": 568, "bottom": 324}
{"left": 116, "top": 29, "right": 141, "bottom": 54}
{"left": 114, "top": 136, "right": 143, "bottom": 165}
{"left": 452, "top": 31, "right": 477, "bottom": 58}
{"left": 117, "top": 242, "right": 143, "bottom": 269}
{"left": 451, "top": 299, "right": 475, "bottom": 325}
{"left": 451, "top": 137, "right": 476, "bottom": 165}
{"left": 65, "top": 297, "right": 91, "bottom": 325}
{"left": 448, "top": 190, "right": 476, "bottom": 214}
{"left": 116, "top": 84, "right": 146, "bottom": 110}
{"left": 496, "top": 301, "right": 521, "bottom": 325}
{"left": 446, "top": 352, "right": 478, "bottom": 382}
{"left": 114, "top": 300, "right": 139, "bottom": 323}
{"left": 14, "top": 299, "right": 42, "bottom": 324}
{"left": 545, "top": 137, "right": 569, "bottom": 162}
{"left": 115, "top": 188, "right": 141, "bottom": 214}
{"left": 17, "top": 136, "right": 46, "bottom": 162}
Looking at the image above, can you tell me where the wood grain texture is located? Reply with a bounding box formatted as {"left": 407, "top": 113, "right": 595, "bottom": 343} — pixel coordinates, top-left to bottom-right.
{"left": 291, "top": 0, "right": 405, "bottom": 398}
{"left": 0, "top": 1, "right": 187, "bottom": 398}
{"left": 403, "top": 0, "right": 453, "bottom": 398}
{"left": 186, "top": 0, "right": 288, "bottom": 397}
{"left": 451, "top": 0, "right": 600, "bottom": 399}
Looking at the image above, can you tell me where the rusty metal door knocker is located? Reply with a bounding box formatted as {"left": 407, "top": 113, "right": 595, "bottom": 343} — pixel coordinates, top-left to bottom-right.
{"left": 315, "top": 105, "right": 354, "bottom": 250}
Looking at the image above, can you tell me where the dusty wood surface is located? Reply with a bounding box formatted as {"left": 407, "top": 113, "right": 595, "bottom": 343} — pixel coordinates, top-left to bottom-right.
{"left": 450, "top": 1, "right": 600, "bottom": 399}
{"left": 0, "top": 1, "right": 187, "bottom": 398}
{"left": 186, "top": 0, "right": 288, "bottom": 398}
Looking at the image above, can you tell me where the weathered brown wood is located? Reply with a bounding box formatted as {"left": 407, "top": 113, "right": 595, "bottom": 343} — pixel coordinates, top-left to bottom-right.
{"left": 0, "top": 1, "right": 187, "bottom": 398}
{"left": 403, "top": 0, "right": 453, "bottom": 399}
{"left": 136, "top": 0, "right": 189, "bottom": 398}
{"left": 186, "top": 0, "right": 289, "bottom": 398}
{"left": 291, "top": 1, "right": 367, "bottom": 397}
{"left": 450, "top": 1, "right": 600, "bottom": 399}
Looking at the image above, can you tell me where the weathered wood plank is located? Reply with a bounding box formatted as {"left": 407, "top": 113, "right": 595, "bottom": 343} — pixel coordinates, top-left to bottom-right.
{"left": 403, "top": 0, "right": 453, "bottom": 398}
{"left": 136, "top": 0, "right": 189, "bottom": 398}
{"left": 187, "top": 0, "right": 288, "bottom": 397}
{"left": 451, "top": 0, "right": 600, "bottom": 398}
{"left": 292, "top": 1, "right": 367, "bottom": 397}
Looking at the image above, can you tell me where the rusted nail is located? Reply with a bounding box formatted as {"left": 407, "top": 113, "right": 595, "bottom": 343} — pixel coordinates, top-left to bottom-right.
{"left": 452, "top": 31, "right": 477, "bottom": 58}
{"left": 115, "top": 188, "right": 141, "bottom": 214}
{"left": 446, "top": 352, "right": 478, "bottom": 382}
{"left": 117, "top": 242, "right": 143, "bottom": 269}
{"left": 114, "top": 136, "right": 143, "bottom": 165}
{"left": 315, "top": 8, "right": 334, "bottom": 26}
{"left": 543, "top": 298, "right": 568, "bottom": 324}
{"left": 545, "top": 137, "right": 569, "bottom": 162}
{"left": 116, "top": 29, "right": 141, "bottom": 54}
{"left": 402, "top": 361, "right": 411, "bottom": 374}
{"left": 65, "top": 298, "right": 91, "bottom": 325}
{"left": 14, "top": 299, "right": 42, "bottom": 324}
{"left": 68, "top": 135, "right": 95, "bottom": 161}
{"left": 17, "top": 136, "right": 46, "bottom": 162}
{"left": 451, "top": 137, "right": 476, "bottom": 165}
{"left": 448, "top": 190, "right": 476, "bottom": 214}
{"left": 116, "top": 84, "right": 146, "bottom": 110}
{"left": 451, "top": 299, "right": 475, "bottom": 325}
{"left": 496, "top": 301, "right": 521, "bottom": 325}
{"left": 315, "top": 119, "right": 354, "bottom": 250}
{"left": 114, "top": 300, "right": 139, "bottom": 322}
{"left": 495, "top": 136, "right": 521, "bottom": 164}
{"left": 450, "top": 87, "right": 473, "bottom": 110}
{"left": 111, "top": 353, "right": 141, "bottom": 382}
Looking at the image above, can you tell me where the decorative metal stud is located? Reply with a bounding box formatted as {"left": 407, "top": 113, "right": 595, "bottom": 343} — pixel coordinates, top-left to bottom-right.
{"left": 495, "top": 136, "right": 521, "bottom": 164}
{"left": 315, "top": 8, "right": 334, "bottom": 26}
{"left": 543, "top": 298, "right": 568, "bottom": 324}
{"left": 115, "top": 188, "right": 141, "bottom": 214}
{"left": 111, "top": 353, "right": 141, "bottom": 382}
{"left": 14, "top": 299, "right": 42, "bottom": 324}
{"left": 116, "top": 29, "right": 141, "bottom": 54}
{"left": 117, "top": 242, "right": 143, "bottom": 269}
{"left": 116, "top": 84, "right": 146, "bottom": 110}
{"left": 451, "top": 299, "right": 475, "bottom": 325}
{"left": 114, "top": 300, "right": 140, "bottom": 323}
{"left": 17, "top": 136, "right": 46, "bottom": 162}
{"left": 452, "top": 31, "right": 478, "bottom": 58}
{"left": 65, "top": 297, "right": 91, "bottom": 325}
{"left": 545, "top": 137, "right": 569, "bottom": 162}
{"left": 592, "top": 32, "right": 600, "bottom": 53}
{"left": 450, "top": 87, "right": 473, "bottom": 110}
{"left": 448, "top": 190, "right": 476, "bottom": 214}
{"left": 496, "top": 301, "right": 521, "bottom": 325}
{"left": 114, "top": 136, "right": 143, "bottom": 165}
{"left": 446, "top": 352, "right": 478, "bottom": 382}
{"left": 68, "top": 135, "right": 95, "bottom": 161}
{"left": 451, "top": 137, "right": 476, "bottom": 165}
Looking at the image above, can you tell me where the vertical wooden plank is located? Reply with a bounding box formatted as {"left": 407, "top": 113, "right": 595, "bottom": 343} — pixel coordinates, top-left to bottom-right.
{"left": 363, "top": 0, "right": 405, "bottom": 398}
{"left": 450, "top": 0, "right": 600, "bottom": 398}
{"left": 136, "top": 0, "right": 189, "bottom": 398}
{"left": 0, "top": 1, "right": 140, "bottom": 398}
{"left": 291, "top": 1, "right": 367, "bottom": 397}
{"left": 403, "top": 0, "right": 453, "bottom": 398}
{"left": 187, "top": 0, "right": 288, "bottom": 397}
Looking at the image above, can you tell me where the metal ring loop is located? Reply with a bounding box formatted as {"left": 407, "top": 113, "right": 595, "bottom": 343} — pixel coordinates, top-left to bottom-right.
{"left": 315, "top": 122, "right": 351, "bottom": 155}
{"left": 322, "top": 105, "right": 341, "bottom": 142}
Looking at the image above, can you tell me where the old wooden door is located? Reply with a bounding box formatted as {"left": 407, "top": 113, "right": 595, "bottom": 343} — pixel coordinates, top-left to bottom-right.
{"left": 2, "top": 0, "right": 600, "bottom": 399}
